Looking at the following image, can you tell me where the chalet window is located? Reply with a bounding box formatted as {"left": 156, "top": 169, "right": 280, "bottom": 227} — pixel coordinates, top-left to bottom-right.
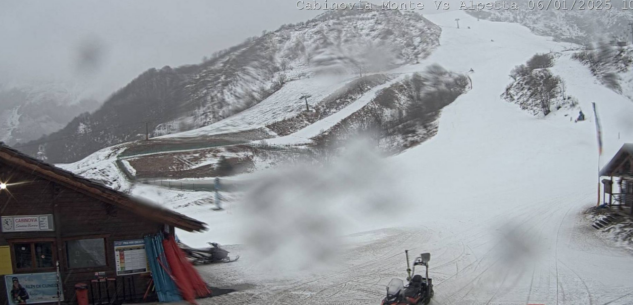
{"left": 66, "top": 238, "right": 107, "bottom": 269}
{"left": 14, "top": 243, "right": 32, "bottom": 269}
{"left": 11, "top": 241, "right": 55, "bottom": 271}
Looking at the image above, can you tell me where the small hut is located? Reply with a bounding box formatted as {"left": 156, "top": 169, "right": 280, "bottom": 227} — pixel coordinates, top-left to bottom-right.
{"left": 600, "top": 143, "right": 633, "bottom": 215}
{"left": 0, "top": 143, "right": 206, "bottom": 304}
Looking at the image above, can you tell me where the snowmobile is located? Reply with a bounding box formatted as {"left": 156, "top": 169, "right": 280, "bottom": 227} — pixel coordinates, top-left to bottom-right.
{"left": 381, "top": 251, "right": 434, "bottom": 305}
{"left": 179, "top": 242, "right": 239, "bottom": 265}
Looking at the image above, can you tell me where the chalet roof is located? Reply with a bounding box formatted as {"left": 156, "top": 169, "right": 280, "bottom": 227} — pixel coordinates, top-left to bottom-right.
{"left": 600, "top": 143, "right": 633, "bottom": 177}
{"left": 0, "top": 143, "right": 206, "bottom": 232}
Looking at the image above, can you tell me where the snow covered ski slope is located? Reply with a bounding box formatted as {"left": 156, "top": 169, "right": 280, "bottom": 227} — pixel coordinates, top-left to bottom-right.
{"left": 386, "top": 10, "right": 633, "bottom": 305}
{"left": 148, "top": 11, "right": 633, "bottom": 305}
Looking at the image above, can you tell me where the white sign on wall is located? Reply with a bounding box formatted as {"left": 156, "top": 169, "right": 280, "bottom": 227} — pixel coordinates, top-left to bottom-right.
{"left": 1, "top": 215, "right": 54, "bottom": 232}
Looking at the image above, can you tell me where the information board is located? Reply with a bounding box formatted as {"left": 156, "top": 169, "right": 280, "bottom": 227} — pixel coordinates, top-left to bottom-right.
{"left": 4, "top": 272, "right": 63, "bottom": 305}
{"left": 114, "top": 240, "right": 148, "bottom": 276}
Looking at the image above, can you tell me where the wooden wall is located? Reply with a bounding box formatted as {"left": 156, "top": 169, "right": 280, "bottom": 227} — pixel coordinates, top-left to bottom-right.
{"left": 0, "top": 160, "right": 164, "bottom": 304}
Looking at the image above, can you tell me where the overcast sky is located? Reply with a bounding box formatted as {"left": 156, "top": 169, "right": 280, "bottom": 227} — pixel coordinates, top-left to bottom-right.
{"left": 0, "top": 0, "right": 321, "bottom": 100}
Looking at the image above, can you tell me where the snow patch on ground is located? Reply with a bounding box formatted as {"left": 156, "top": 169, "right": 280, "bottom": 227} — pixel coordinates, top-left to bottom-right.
{"left": 57, "top": 145, "right": 131, "bottom": 192}
{"left": 119, "top": 159, "right": 136, "bottom": 176}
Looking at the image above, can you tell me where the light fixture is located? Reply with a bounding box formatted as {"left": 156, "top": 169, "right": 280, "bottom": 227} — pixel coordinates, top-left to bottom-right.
{"left": 0, "top": 183, "right": 6, "bottom": 190}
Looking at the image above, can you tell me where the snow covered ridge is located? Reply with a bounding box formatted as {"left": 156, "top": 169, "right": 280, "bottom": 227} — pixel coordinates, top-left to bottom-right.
{"left": 467, "top": 2, "right": 633, "bottom": 45}
{"left": 19, "top": 7, "right": 441, "bottom": 163}
{"left": 160, "top": 7, "right": 440, "bottom": 135}
{"left": 503, "top": 53, "right": 578, "bottom": 116}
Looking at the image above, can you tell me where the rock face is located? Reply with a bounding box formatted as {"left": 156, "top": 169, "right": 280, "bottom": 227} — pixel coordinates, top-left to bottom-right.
{"left": 18, "top": 7, "right": 441, "bottom": 163}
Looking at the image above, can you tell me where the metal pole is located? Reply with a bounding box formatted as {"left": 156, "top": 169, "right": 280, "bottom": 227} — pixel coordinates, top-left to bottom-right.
{"left": 405, "top": 250, "right": 411, "bottom": 281}
{"left": 425, "top": 263, "right": 429, "bottom": 285}
{"left": 592, "top": 102, "right": 603, "bottom": 206}
{"left": 145, "top": 122, "right": 149, "bottom": 141}
{"left": 300, "top": 94, "right": 311, "bottom": 112}
{"left": 426, "top": 262, "right": 430, "bottom": 298}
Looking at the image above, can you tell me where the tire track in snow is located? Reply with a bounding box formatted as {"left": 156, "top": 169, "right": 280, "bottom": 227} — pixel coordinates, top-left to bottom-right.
{"left": 555, "top": 205, "right": 574, "bottom": 305}
{"left": 431, "top": 241, "right": 466, "bottom": 270}
{"left": 603, "top": 293, "right": 633, "bottom": 305}
{"left": 526, "top": 265, "right": 538, "bottom": 305}
{"left": 269, "top": 229, "right": 424, "bottom": 305}
{"left": 439, "top": 197, "right": 562, "bottom": 304}
{"left": 559, "top": 260, "right": 594, "bottom": 305}
{"left": 524, "top": 209, "right": 560, "bottom": 305}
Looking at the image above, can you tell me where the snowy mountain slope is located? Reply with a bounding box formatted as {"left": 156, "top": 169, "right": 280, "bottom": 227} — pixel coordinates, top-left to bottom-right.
{"left": 387, "top": 11, "right": 633, "bottom": 305}
{"left": 162, "top": 11, "right": 633, "bottom": 305}
{"left": 174, "top": 7, "right": 440, "bottom": 131}
{"left": 22, "top": 7, "right": 440, "bottom": 163}
{"left": 263, "top": 64, "right": 469, "bottom": 152}
{"left": 266, "top": 74, "right": 407, "bottom": 145}
{"left": 78, "top": 64, "right": 465, "bottom": 180}
{"left": 0, "top": 83, "right": 99, "bottom": 145}
{"left": 311, "top": 66, "right": 470, "bottom": 153}
{"left": 553, "top": 54, "right": 633, "bottom": 159}
{"left": 162, "top": 73, "right": 357, "bottom": 138}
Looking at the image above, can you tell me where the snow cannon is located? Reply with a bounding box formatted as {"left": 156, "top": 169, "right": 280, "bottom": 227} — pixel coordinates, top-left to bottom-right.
{"left": 381, "top": 251, "right": 434, "bottom": 305}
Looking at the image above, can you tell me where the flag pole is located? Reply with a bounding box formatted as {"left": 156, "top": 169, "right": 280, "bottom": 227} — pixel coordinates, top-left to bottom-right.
{"left": 592, "top": 103, "right": 603, "bottom": 206}
{"left": 597, "top": 155, "right": 601, "bottom": 206}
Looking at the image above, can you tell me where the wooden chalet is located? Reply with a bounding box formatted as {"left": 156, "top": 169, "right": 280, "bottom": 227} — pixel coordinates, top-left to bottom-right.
{"left": 0, "top": 142, "right": 206, "bottom": 304}
{"left": 600, "top": 143, "right": 633, "bottom": 215}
